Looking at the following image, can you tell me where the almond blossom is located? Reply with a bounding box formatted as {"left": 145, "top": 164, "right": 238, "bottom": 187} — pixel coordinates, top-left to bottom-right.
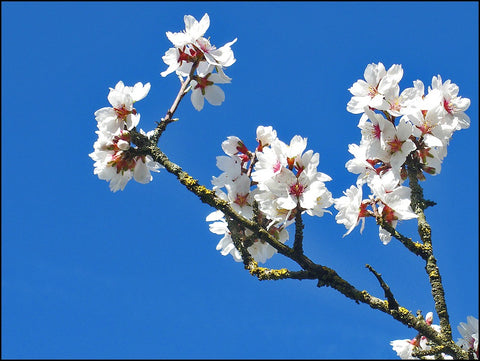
{"left": 190, "top": 70, "right": 231, "bottom": 111}
{"left": 457, "top": 316, "right": 479, "bottom": 358}
{"left": 390, "top": 312, "right": 453, "bottom": 359}
{"left": 334, "top": 184, "right": 368, "bottom": 237}
{"left": 160, "top": 13, "right": 236, "bottom": 111}
{"left": 95, "top": 81, "right": 150, "bottom": 134}
{"left": 380, "top": 117, "right": 417, "bottom": 171}
{"left": 347, "top": 62, "right": 403, "bottom": 114}
{"left": 207, "top": 126, "right": 332, "bottom": 262}
{"left": 89, "top": 129, "right": 161, "bottom": 192}
{"left": 369, "top": 171, "right": 417, "bottom": 244}
{"left": 429, "top": 75, "right": 471, "bottom": 130}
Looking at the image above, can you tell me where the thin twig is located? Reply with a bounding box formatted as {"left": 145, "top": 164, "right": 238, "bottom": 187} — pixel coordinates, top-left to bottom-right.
{"left": 152, "top": 61, "right": 200, "bottom": 143}
{"left": 365, "top": 264, "right": 399, "bottom": 310}
{"left": 375, "top": 216, "right": 429, "bottom": 259}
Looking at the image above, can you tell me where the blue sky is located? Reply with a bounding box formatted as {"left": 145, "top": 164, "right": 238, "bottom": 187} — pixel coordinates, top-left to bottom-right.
{"left": 2, "top": 1, "right": 478, "bottom": 359}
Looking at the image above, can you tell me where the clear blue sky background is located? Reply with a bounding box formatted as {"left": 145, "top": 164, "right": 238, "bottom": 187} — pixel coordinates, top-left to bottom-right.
{"left": 2, "top": 1, "right": 478, "bottom": 359}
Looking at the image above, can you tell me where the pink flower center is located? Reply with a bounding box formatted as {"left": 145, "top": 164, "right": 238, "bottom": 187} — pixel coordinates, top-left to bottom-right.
{"left": 373, "top": 123, "right": 381, "bottom": 139}
{"left": 416, "top": 123, "right": 432, "bottom": 135}
{"left": 273, "top": 160, "right": 282, "bottom": 173}
{"left": 389, "top": 98, "right": 401, "bottom": 112}
{"left": 289, "top": 182, "right": 305, "bottom": 197}
{"left": 111, "top": 131, "right": 131, "bottom": 151}
{"left": 443, "top": 98, "right": 454, "bottom": 114}
{"left": 196, "top": 39, "right": 212, "bottom": 53}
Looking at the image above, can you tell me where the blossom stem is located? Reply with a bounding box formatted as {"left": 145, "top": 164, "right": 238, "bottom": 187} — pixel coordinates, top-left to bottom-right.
{"left": 152, "top": 61, "right": 200, "bottom": 143}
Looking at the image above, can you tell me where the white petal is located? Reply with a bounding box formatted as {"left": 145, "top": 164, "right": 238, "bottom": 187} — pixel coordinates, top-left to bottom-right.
{"left": 131, "top": 82, "right": 150, "bottom": 102}
{"left": 205, "top": 85, "right": 225, "bottom": 106}
{"left": 206, "top": 210, "right": 225, "bottom": 222}
{"left": 190, "top": 88, "right": 204, "bottom": 111}
{"left": 133, "top": 160, "right": 152, "bottom": 184}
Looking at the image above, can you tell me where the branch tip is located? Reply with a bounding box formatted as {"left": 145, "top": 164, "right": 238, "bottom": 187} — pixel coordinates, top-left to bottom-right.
{"left": 365, "top": 264, "right": 399, "bottom": 310}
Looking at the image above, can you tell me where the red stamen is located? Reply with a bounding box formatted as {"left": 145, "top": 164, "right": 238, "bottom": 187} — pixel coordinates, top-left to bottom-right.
{"left": 194, "top": 75, "right": 214, "bottom": 95}
{"left": 114, "top": 105, "right": 131, "bottom": 120}
{"left": 289, "top": 182, "right": 305, "bottom": 197}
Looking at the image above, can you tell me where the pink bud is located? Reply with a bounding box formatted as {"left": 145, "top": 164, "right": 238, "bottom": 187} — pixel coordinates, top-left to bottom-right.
{"left": 425, "top": 312, "right": 434, "bottom": 325}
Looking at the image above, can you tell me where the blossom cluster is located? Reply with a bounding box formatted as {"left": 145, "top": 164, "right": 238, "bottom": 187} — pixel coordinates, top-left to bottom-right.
{"left": 335, "top": 62, "right": 470, "bottom": 244}
{"left": 161, "top": 13, "right": 236, "bottom": 111}
{"left": 457, "top": 316, "right": 479, "bottom": 358}
{"left": 206, "top": 126, "right": 333, "bottom": 263}
{"left": 89, "top": 81, "right": 161, "bottom": 192}
{"left": 390, "top": 314, "right": 478, "bottom": 359}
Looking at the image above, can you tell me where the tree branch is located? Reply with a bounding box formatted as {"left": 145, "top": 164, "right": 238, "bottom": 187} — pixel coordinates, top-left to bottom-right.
{"left": 226, "top": 217, "right": 318, "bottom": 281}
{"left": 375, "top": 216, "right": 429, "bottom": 259}
{"left": 293, "top": 206, "right": 304, "bottom": 255}
{"left": 131, "top": 134, "right": 467, "bottom": 358}
{"left": 406, "top": 156, "right": 452, "bottom": 341}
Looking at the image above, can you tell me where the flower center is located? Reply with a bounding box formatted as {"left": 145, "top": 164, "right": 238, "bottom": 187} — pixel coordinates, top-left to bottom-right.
{"left": 178, "top": 48, "right": 192, "bottom": 63}
{"left": 368, "top": 86, "right": 379, "bottom": 98}
{"left": 416, "top": 122, "right": 432, "bottom": 135}
{"left": 234, "top": 194, "right": 249, "bottom": 207}
{"left": 373, "top": 123, "right": 381, "bottom": 139}
{"left": 289, "top": 182, "right": 305, "bottom": 197}
{"left": 443, "top": 98, "right": 454, "bottom": 114}
{"left": 194, "top": 74, "right": 214, "bottom": 95}
{"left": 417, "top": 147, "right": 433, "bottom": 163}
{"left": 114, "top": 105, "right": 136, "bottom": 120}
{"left": 387, "top": 136, "right": 405, "bottom": 153}
{"left": 389, "top": 98, "right": 401, "bottom": 112}
{"left": 108, "top": 152, "right": 136, "bottom": 174}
